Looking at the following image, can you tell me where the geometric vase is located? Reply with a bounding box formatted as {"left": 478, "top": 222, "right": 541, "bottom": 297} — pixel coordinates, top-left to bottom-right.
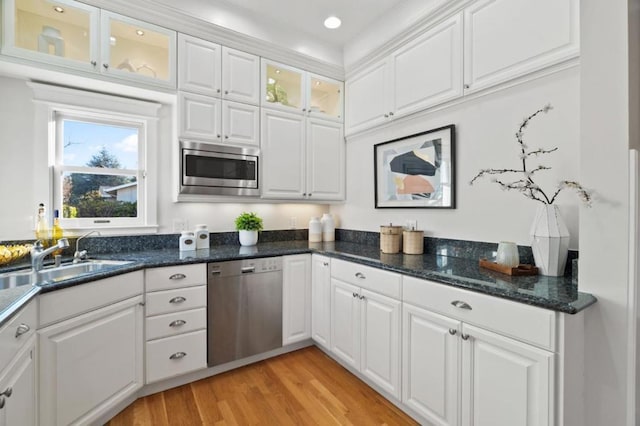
{"left": 529, "top": 204, "right": 570, "bottom": 276}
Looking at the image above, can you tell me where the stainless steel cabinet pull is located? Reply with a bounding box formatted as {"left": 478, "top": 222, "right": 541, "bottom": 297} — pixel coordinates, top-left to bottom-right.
{"left": 0, "top": 396, "right": 4, "bottom": 409}
{"left": 225, "top": 90, "right": 229, "bottom": 95}
{"left": 461, "top": 333, "right": 470, "bottom": 340}
{"left": 210, "top": 269, "right": 222, "bottom": 275}
{"left": 355, "top": 272, "right": 366, "bottom": 279}
{"left": 169, "top": 273, "right": 186, "bottom": 280}
{"left": 15, "top": 323, "right": 30, "bottom": 338}
{"left": 389, "top": 111, "right": 394, "bottom": 116}
{"left": 169, "top": 352, "right": 187, "bottom": 360}
{"left": 170, "top": 320, "right": 186, "bottom": 327}
{"left": 464, "top": 84, "right": 470, "bottom": 89}
{"left": 90, "top": 60, "right": 97, "bottom": 66}
{"left": 103, "top": 63, "right": 109, "bottom": 69}
{"left": 225, "top": 135, "right": 229, "bottom": 139}
{"left": 217, "top": 89, "right": 221, "bottom": 93}
{"left": 384, "top": 114, "right": 389, "bottom": 118}
{"left": 451, "top": 300, "right": 472, "bottom": 310}
{"left": 169, "top": 296, "right": 186, "bottom": 304}
{"left": 323, "top": 262, "right": 329, "bottom": 266}
{"left": 352, "top": 292, "right": 358, "bottom": 298}
{"left": 359, "top": 295, "right": 365, "bottom": 300}
{"left": 0, "top": 388, "right": 12, "bottom": 398}
{"left": 449, "top": 329, "right": 457, "bottom": 335}
{"left": 241, "top": 266, "right": 255, "bottom": 274}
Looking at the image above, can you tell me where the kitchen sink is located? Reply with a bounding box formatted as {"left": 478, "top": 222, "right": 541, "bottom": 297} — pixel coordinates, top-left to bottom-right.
{"left": 0, "top": 259, "right": 133, "bottom": 290}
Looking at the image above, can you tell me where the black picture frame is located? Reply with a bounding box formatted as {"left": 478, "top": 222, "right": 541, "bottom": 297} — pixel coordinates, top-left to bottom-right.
{"left": 374, "top": 125, "right": 456, "bottom": 209}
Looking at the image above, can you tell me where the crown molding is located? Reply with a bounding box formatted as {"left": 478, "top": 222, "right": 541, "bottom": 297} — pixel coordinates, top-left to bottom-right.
{"left": 79, "top": 0, "right": 345, "bottom": 80}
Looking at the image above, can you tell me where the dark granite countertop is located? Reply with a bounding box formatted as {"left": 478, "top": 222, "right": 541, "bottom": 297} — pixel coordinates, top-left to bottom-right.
{"left": 0, "top": 240, "right": 596, "bottom": 325}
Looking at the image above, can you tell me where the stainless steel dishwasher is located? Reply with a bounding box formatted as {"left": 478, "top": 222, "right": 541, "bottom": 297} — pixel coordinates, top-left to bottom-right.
{"left": 207, "top": 257, "right": 283, "bottom": 366}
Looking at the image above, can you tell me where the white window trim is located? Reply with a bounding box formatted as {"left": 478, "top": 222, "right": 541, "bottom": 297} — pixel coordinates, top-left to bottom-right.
{"left": 29, "top": 81, "right": 161, "bottom": 235}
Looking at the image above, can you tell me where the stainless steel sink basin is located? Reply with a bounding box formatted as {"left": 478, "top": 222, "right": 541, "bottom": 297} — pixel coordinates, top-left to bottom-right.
{"left": 0, "top": 260, "right": 133, "bottom": 289}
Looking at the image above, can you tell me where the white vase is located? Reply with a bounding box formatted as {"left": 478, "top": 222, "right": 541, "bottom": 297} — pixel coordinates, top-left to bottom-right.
{"left": 530, "top": 204, "right": 570, "bottom": 276}
{"left": 238, "top": 230, "right": 258, "bottom": 246}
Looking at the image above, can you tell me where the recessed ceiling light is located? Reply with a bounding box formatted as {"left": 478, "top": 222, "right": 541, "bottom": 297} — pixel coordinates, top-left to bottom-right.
{"left": 315, "top": 81, "right": 321, "bottom": 86}
{"left": 53, "top": 6, "right": 64, "bottom": 13}
{"left": 275, "top": 69, "right": 281, "bottom": 74}
{"left": 324, "top": 16, "right": 341, "bottom": 29}
{"left": 136, "top": 29, "right": 145, "bottom": 36}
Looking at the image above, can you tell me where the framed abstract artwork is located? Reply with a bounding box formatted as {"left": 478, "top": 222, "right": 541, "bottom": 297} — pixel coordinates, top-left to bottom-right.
{"left": 374, "top": 125, "right": 456, "bottom": 209}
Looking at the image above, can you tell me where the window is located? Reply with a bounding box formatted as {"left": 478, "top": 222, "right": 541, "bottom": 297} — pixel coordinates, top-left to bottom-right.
{"left": 54, "top": 112, "right": 145, "bottom": 228}
{"left": 30, "top": 82, "right": 160, "bottom": 233}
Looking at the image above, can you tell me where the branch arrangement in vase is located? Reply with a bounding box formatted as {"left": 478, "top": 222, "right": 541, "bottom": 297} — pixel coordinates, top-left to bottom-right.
{"left": 469, "top": 104, "right": 591, "bottom": 206}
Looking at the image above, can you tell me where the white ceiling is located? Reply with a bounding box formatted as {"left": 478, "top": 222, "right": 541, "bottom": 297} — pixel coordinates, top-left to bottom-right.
{"left": 155, "top": 0, "right": 405, "bottom": 47}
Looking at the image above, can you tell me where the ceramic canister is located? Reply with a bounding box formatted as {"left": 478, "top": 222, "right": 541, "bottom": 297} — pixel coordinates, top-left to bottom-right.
{"left": 321, "top": 213, "right": 335, "bottom": 242}
{"left": 309, "top": 217, "right": 322, "bottom": 242}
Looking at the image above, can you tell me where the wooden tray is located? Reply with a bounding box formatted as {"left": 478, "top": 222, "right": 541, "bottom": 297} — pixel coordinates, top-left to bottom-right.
{"left": 479, "top": 258, "right": 539, "bottom": 276}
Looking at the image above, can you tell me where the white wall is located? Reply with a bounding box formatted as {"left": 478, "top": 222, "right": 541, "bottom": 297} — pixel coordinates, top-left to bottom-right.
{"left": 0, "top": 75, "right": 328, "bottom": 240}
{"left": 332, "top": 67, "right": 581, "bottom": 248}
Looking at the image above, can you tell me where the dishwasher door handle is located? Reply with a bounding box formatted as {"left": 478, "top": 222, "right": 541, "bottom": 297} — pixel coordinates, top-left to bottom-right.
{"left": 241, "top": 266, "right": 255, "bottom": 274}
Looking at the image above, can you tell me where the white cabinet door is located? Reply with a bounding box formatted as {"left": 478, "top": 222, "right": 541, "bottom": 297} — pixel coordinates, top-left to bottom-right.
{"left": 390, "top": 13, "right": 463, "bottom": 117}
{"left": 345, "top": 60, "right": 390, "bottom": 134}
{"left": 282, "top": 254, "right": 312, "bottom": 345}
{"left": 330, "top": 278, "right": 360, "bottom": 370}
{"left": 38, "top": 296, "right": 143, "bottom": 426}
{"left": 461, "top": 324, "right": 554, "bottom": 426}
{"left": 178, "top": 34, "right": 222, "bottom": 97}
{"left": 0, "top": 336, "right": 36, "bottom": 426}
{"left": 261, "top": 109, "right": 306, "bottom": 199}
{"left": 403, "top": 303, "right": 460, "bottom": 426}
{"left": 306, "top": 118, "right": 344, "bottom": 201}
{"left": 222, "top": 100, "right": 260, "bottom": 146}
{"left": 179, "top": 92, "right": 221, "bottom": 141}
{"left": 222, "top": 47, "right": 260, "bottom": 105}
{"left": 311, "top": 255, "right": 331, "bottom": 348}
{"left": 464, "top": 0, "right": 579, "bottom": 92}
{"left": 360, "top": 289, "right": 401, "bottom": 399}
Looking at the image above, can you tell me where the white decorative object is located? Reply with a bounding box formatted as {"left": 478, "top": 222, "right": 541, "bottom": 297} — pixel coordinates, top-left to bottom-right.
{"left": 308, "top": 217, "right": 322, "bottom": 243}
{"left": 321, "top": 213, "right": 335, "bottom": 242}
{"left": 179, "top": 231, "right": 196, "bottom": 251}
{"left": 496, "top": 241, "right": 520, "bottom": 267}
{"left": 239, "top": 230, "right": 258, "bottom": 246}
{"left": 194, "top": 224, "right": 209, "bottom": 249}
{"left": 38, "top": 26, "right": 65, "bottom": 57}
{"left": 530, "top": 204, "right": 570, "bottom": 276}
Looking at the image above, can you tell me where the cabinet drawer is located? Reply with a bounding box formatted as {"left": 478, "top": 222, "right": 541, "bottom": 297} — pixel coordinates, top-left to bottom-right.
{"left": 145, "top": 264, "right": 207, "bottom": 292}
{"left": 0, "top": 300, "right": 36, "bottom": 369}
{"left": 146, "top": 308, "right": 207, "bottom": 341}
{"left": 403, "top": 276, "right": 556, "bottom": 351}
{"left": 331, "top": 259, "right": 401, "bottom": 299}
{"left": 146, "top": 330, "right": 207, "bottom": 383}
{"left": 39, "top": 271, "right": 144, "bottom": 327}
{"left": 145, "top": 285, "right": 207, "bottom": 316}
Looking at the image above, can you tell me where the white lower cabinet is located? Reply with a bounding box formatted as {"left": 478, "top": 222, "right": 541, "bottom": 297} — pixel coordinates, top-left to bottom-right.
{"left": 282, "top": 254, "right": 312, "bottom": 345}
{"left": 38, "top": 294, "right": 143, "bottom": 426}
{"left": 0, "top": 335, "right": 36, "bottom": 426}
{"left": 330, "top": 277, "right": 401, "bottom": 399}
{"left": 311, "top": 254, "right": 331, "bottom": 348}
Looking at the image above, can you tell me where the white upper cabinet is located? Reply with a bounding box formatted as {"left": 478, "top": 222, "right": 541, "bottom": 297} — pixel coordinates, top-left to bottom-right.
{"left": 262, "top": 59, "right": 343, "bottom": 122}
{"left": 222, "top": 47, "right": 260, "bottom": 104}
{"left": 179, "top": 92, "right": 221, "bottom": 141}
{"left": 345, "top": 14, "right": 462, "bottom": 135}
{"left": 222, "top": 100, "right": 260, "bottom": 146}
{"left": 306, "top": 118, "right": 345, "bottom": 201}
{"left": 178, "top": 33, "right": 222, "bottom": 97}
{"left": 1, "top": 0, "right": 177, "bottom": 87}
{"left": 463, "top": 0, "right": 579, "bottom": 92}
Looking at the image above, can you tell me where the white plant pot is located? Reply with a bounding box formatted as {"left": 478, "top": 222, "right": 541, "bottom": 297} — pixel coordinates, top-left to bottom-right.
{"left": 238, "top": 230, "right": 258, "bottom": 246}
{"left": 530, "top": 204, "right": 570, "bottom": 276}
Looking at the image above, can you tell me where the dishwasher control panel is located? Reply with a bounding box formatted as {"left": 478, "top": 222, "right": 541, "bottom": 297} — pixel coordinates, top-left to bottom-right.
{"left": 208, "top": 256, "right": 282, "bottom": 277}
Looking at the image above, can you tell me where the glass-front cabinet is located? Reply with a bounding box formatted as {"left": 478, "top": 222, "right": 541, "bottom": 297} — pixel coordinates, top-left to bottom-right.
{"left": 262, "top": 59, "right": 343, "bottom": 122}
{"left": 1, "top": 0, "right": 176, "bottom": 87}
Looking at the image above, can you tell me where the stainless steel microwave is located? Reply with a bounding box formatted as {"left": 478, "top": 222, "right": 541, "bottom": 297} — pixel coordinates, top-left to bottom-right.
{"left": 180, "top": 140, "right": 260, "bottom": 196}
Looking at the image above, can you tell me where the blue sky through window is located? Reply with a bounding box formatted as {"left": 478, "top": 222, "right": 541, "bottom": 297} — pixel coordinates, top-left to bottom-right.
{"left": 63, "top": 120, "right": 138, "bottom": 169}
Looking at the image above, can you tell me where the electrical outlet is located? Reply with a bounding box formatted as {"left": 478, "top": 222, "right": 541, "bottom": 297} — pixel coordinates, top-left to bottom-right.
{"left": 173, "top": 218, "right": 188, "bottom": 232}
{"left": 290, "top": 217, "right": 297, "bottom": 229}
{"left": 405, "top": 220, "right": 418, "bottom": 230}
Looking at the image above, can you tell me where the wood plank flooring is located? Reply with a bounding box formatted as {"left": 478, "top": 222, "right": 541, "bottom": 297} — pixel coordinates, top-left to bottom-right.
{"left": 107, "top": 346, "right": 418, "bottom": 425}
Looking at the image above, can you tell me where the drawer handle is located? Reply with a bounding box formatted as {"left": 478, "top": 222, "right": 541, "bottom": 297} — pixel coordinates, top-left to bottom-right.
{"left": 451, "top": 300, "right": 472, "bottom": 310}
{"left": 352, "top": 292, "right": 358, "bottom": 298}
{"left": 461, "top": 333, "right": 470, "bottom": 341}
{"left": 15, "top": 323, "right": 30, "bottom": 338}
{"left": 170, "top": 352, "right": 187, "bottom": 360}
{"left": 169, "top": 296, "right": 186, "bottom": 304}
{"left": 241, "top": 266, "right": 255, "bottom": 274}
{"left": 0, "top": 387, "right": 12, "bottom": 398}
{"left": 449, "top": 329, "right": 457, "bottom": 336}
{"left": 323, "top": 262, "right": 329, "bottom": 267}
{"left": 169, "top": 273, "right": 186, "bottom": 280}
{"left": 210, "top": 269, "right": 221, "bottom": 275}
{"left": 169, "top": 320, "right": 186, "bottom": 328}
{"left": 359, "top": 295, "right": 365, "bottom": 300}
{"left": 355, "top": 272, "right": 366, "bottom": 279}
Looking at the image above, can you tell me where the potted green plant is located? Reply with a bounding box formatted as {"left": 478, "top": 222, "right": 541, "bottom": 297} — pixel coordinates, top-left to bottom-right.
{"left": 235, "top": 212, "right": 263, "bottom": 246}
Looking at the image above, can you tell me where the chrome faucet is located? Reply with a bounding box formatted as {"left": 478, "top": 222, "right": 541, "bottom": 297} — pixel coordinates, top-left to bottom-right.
{"left": 73, "top": 230, "right": 101, "bottom": 263}
{"left": 31, "top": 238, "right": 69, "bottom": 272}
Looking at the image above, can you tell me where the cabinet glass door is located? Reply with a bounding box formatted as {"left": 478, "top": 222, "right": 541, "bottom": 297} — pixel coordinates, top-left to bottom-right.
{"left": 309, "top": 74, "right": 343, "bottom": 121}
{"left": 3, "top": 0, "right": 98, "bottom": 70}
{"left": 101, "top": 11, "right": 176, "bottom": 86}
{"left": 263, "top": 60, "right": 304, "bottom": 112}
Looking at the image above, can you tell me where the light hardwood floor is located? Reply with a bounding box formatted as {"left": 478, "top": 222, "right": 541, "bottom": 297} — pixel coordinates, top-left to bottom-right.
{"left": 107, "top": 346, "right": 418, "bottom": 425}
